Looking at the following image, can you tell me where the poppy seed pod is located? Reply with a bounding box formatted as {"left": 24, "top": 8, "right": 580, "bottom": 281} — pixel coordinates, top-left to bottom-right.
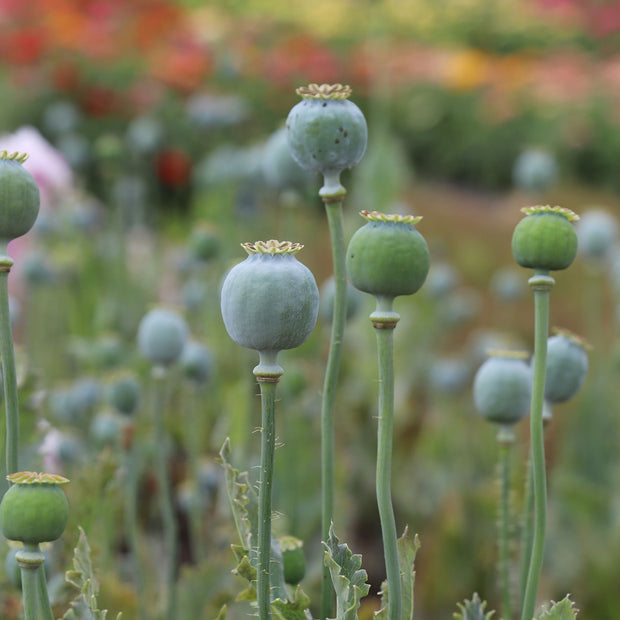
{"left": 286, "top": 84, "right": 367, "bottom": 178}
{"left": 543, "top": 329, "right": 589, "bottom": 404}
{"left": 473, "top": 351, "right": 532, "bottom": 426}
{"left": 0, "top": 472, "right": 69, "bottom": 544}
{"left": 512, "top": 205, "right": 579, "bottom": 271}
{"left": 346, "top": 211, "right": 430, "bottom": 300}
{"left": 0, "top": 151, "right": 40, "bottom": 246}
{"left": 220, "top": 241, "right": 319, "bottom": 369}
{"left": 137, "top": 307, "right": 189, "bottom": 367}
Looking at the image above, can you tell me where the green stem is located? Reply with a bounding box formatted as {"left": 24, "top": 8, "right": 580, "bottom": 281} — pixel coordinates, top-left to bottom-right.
{"left": 152, "top": 366, "right": 177, "bottom": 620}
{"left": 17, "top": 546, "right": 45, "bottom": 620}
{"left": 373, "top": 299, "right": 401, "bottom": 620}
{"left": 0, "top": 258, "right": 20, "bottom": 484}
{"left": 497, "top": 427, "right": 515, "bottom": 620}
{"left": 519, "top": 454, "right": 534, "bottom": 606}
{"left": 255, "top": 359, "right": 281, "bottom": 620}
{"left": 520, "top": 272, "right": 554, "bottom": 620}
{"left": 319, "top": 178, "right": 347, "bottom": 620}
{"left": 36, "top": 559, "right": 55, "bottom": 620}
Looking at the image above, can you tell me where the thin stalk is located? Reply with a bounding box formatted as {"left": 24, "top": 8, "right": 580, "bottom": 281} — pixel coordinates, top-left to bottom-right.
{"left": 519, "top": 454, "right": 534, "bottom": 605}
{"left": 0, "top": 258, "right": 19, "bottom": 484}
{"left": 17, "top": 546, "right": 46, "bottom": 620}
{"left": 319, "top": 178, "right": 347, "bottom": 620}
{"left": 255, "top": 370, "right": 280, "bottom": 620}
{"left": 520, "top": 272, "right": 554, "bottom": 620}
{"left": 373, "top": 298, "right": 401, "bottom": 620}
{"left": 36, "top": 559, "right": 55, "bottom": 620}
{"left": 497, "top": 427, "right": 515, "bottom": 620}
{"left": 152, "top": 366, "right": 177, "bottom": 620}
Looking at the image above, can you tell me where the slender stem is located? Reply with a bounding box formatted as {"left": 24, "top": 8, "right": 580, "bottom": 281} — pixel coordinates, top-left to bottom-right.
{"left": 497, "top": 427, "right": 515, "bottom": 620}
{"left": 36, "top": 559, "right": 55, "bottom": 620}
{"left": 519, "top": 453, "right": 534, "bottom": 605}
{"left": 373, "top": 301, "right": 401, "bottom": 620}
{"left": 17, "top": 546, "right": 45, "bottom": 620}
{"left": 520, "top": 272, "right": 554, "bottom": 620}
{"left": 152, "top": 366, "right": 177, "bottom": 620}
{"left": 255, "top": 369, "right": 280, "bottom": 620}
{"left": 0, "top": 258, "right": 20, "bottom": 484}
{"left": 319, "top": 181, "right": 347, "bottom": 620}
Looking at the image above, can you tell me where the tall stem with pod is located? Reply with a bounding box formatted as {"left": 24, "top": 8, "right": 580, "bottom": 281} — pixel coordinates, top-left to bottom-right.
{"left": 346, "top": 210, "right": 430, "bottom": 620}
{"left": 221, "top": 240, "right": 319, "bottom": 620}
{"left": 286, "top": 83, "right": 367, "bottom": 620}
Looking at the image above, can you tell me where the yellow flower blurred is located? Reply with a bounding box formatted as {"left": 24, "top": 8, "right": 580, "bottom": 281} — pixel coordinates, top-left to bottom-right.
{"left": 443, "top": 49, "right": 490, "bottom": 91}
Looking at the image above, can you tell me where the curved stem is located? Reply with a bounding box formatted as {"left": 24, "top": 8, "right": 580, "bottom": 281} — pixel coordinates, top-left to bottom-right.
{"left": 497, "top": 428, "right": 515, "bottom": 620}
{"left": 373, "top": 303, "right": 401, "bottom": 620}
{"left": 256, "top": 373, "right": 280, "bottom": 620}
{"left": 0, "top": 259, "right": 19, "bottom": 484}
{"left": 152, "top": 366, "right": 177, "bottom": 620}
{"left": 319, "top": 191, "right": 347, "bottom": 620}
{"left": 520, "top": 272, "right": 554, "bottom": 620}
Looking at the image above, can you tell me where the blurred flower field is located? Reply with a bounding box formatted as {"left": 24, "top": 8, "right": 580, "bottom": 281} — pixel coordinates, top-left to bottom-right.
{"left": 0, "top": 0, "right": 619, "bottom": 619}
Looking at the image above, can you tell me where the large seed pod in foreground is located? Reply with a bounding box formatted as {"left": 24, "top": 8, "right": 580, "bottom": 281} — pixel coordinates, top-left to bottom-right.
{"left": 220, "top": 240, "right": 319, "bottom": 354}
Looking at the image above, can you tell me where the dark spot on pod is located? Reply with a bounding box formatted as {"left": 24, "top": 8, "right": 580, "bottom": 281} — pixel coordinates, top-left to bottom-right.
{"left": 335, "top": 139, "right": 340, "bottom": 144}
{"left": 344, "top": 131, "right": 348, "bottom": 137}
{"left": 322, "top": 102, "right": 327, "bottom": 107}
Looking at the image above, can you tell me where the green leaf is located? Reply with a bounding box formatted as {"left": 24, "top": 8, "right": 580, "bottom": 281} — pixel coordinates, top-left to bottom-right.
{"left": 62, "top": 527, "right": 122, "bottom": 620}
{"left": 375, "top": 527, "right": 420, "bottom": 620}
{"left": 453, "top": 593, "right": 494, "bottom": 620}
{"left": 535, "top": 596, "right": 579, "bottom": 619}
{"left": 214, "top": 605, "right": 227, "bottom": 620}
{"left": 271, "top": 585, "right": 312, "bottom": 620}
{"left": 323, "top": 525, "right": 370, "bottom": 620}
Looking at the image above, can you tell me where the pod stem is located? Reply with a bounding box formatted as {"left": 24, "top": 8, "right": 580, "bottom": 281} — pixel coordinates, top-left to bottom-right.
{"left": 319, "top": 181, "right": 347, "bottom": 620}
{"left": 497, "top": 426, "right": 515, "bottom": 620}
{"left": 0, "top": 256, "right": 19, "bottom": 487}
{"left": 255, "top": 363, "right": 282, "bottom": 620}
{"left": 520, "top": 272, "right": 554, "bottom": 620}
{"left": 151, "top": 366, "right": 178, "bottom": 620}
{"left": 17, "top": 546, "right": 52, "bottom": 620}
{"left": 372, "top": 298, "right": 401, "bottom": 620}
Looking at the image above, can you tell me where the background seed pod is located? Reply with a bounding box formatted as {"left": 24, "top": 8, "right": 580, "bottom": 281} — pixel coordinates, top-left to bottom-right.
{"left": 137, "top": 307, "right": 188, "bottom": 367}
{"left": 543, "top": 332, "right": 589, "bottom": 404}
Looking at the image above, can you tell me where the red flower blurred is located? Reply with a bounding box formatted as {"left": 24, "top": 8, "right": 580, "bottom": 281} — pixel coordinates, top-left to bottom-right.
{"left": 155, "top": 148, "right": 193, "bottom": 188}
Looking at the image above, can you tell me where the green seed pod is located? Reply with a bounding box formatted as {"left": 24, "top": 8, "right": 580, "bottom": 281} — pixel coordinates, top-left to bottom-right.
{"left": 137, "top": 307, "right": 188, "bottom": 367}
{"left": 543, "top": 328, "right": 589, "bottom": 404}
{"left": 279, "top": 535, "right": 306, "bottom": 585}
{"left": 473, "top": 351, "right": 532, "bottom": 426}
{"left": 511, "top": 205, "right": 579, "bottom": 271}
{"left": 188, "top": 223, "right": 220, "bottom": 263}
{"left": 346, "top": 211, "right": 430, "bottom": 299}
{"left": 220, "top": 240, "right": 319, "bottom": 362}
{"left": 181, "top": 340, "right": 213, "bottom": 384}
{"left": 0, "top": 472, "right": 69, "bottom": 544}
{"left": 286, "top": 84, "right": 367, "bottom": 177}
{"left": 108, "top": 373, "right": 141, "bottom": 415}
{"left": 0, "top": 151, "right": 40, "bottom": 246}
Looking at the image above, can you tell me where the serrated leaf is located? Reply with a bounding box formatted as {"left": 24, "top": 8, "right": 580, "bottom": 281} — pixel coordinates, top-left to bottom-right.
{"left": 535, "top": 596, "right": 579, "bottom": 619}
{"left": 272, "top": 585, "right": 312, "bottom": 620}
{"left": 453, "top": 593, "right": 494, "bottom": 620}
{"left": 324, "top": 525, "right": 370, "bottom": 620}
{"left": 62, "top": 527, "right": 122, "bottom": 620}
{"left": 375, "top": 527, "right": 420, "bottom": 620}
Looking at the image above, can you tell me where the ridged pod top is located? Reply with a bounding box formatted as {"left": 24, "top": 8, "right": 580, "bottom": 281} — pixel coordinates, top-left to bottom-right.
{"left": 551, "top": 326, "right": 592, "bottom": 351}
{"left": 360, "top": 210, "right": 423, "bottom": 225}
{"left": 7, "top": 471, "right": 69, "bottom": 485}
{"left": 296, "top": 84, "right": 352, "bottom": 100}
{"left": 242, "top": 240, "right": 303, "bottom": 255}
{"left": 520, "top": 205, "right": 579, "bottom": 221}
{"left": 0, "top": 151, "right": 29, "bottom": 164}
{"left": 485, "top": 349, "right": 530, "bottom": 360}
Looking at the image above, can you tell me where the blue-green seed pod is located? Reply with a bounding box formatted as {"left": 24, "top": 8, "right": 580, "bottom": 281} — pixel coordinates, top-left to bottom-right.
{"left": 473, "top": 351, "right": 532, "bottom": 425}
{"left": 181, "top": 340, "right": 213, "bottom": 384}
{"left": 286, "top": 84, "right": 367, "bottom": 177}
{"left": 220, "top": 240, "right": 319, "bottom": 358}
{"left": 319, "top": 275, "right": 364, "bottom": 324}
{"left": 188, "top": 223, "right": 220, "bottom": 263}
{"left": 346, "top": 211, "right": 430, "bottom": 299}
{"left": 0, "top": 152, "right": 40, "bottom": 246}
{"left": 512, "top": 205, "right": 579, "bottom": 271}
{"left": 137, "top": 307, "right": 188, "bottom": 367}
{"left": 512, "top": 148, "right": 558, "bottom": 193}
{"left": 576, "top": 208, "right": 618, "bottom": 261}
{"left": 262, "top": 126, "right": 316, "bottom": 191}
{"left": 543, "top": 329, "right": 589, "bottom": 404}
{"left": 108, "top": 373, "right": 141, "bottom": 415}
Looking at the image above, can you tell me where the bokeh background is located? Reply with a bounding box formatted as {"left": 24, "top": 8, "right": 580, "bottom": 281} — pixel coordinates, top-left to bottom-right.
{"left": 1, "top": 0, "right": 620, "bottom": 618}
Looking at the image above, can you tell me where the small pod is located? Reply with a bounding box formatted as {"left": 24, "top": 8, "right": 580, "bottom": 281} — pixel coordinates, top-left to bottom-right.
{"left": 0, "top": 152, "right": 40, "bottom": 245}
{"left": 279, "top": 535, "right": 306, "bottom": 585}
{"left": 473, "top": 351, "right": 532, "bottom": 426}
{"left": 181, "top": 340, "right": 213, "bottom": 385}
{"left": 0, "top": 472, "right": 69, "bottom": 545}
{"left": 576, "top": 209, "right": 618, "bottom": 261}
{"left": 543, "top": 329, "right": 589, "bottom": 404}
{"left": 220, "top": 240, "right": 319, "bottom": 357}
{"left": 511, "top": 205, "right": 579, "bottom": 271}
{"left": 286, "top": 84, "right": 368, "bottom": 177}
{"left": 346, "top": 211, "right": 430, "bottom": 299}
{"left": 137, "top": 307, "right": 188, "bottom": 367}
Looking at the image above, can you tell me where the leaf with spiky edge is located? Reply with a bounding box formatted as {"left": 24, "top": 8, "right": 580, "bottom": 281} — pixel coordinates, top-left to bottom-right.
{"left": 375, "top": 528, "right": 420, "bottom": 620}
{"left": 218, "top": 439, "right": 299, "bottom": 607}
{"left": 323, "top": 525, "right": 370, "bottom": 620}
{"left": 453, "top": 593, "right": 494, "bottom": 620}
{"left": 62, "top": 527, "right": 122, "bottom": 620}
{"left": 535, "top": 596, "right": 579, "bottom": 619}
{"left": 271, "top": 585, "right": 312, "bottom": 620}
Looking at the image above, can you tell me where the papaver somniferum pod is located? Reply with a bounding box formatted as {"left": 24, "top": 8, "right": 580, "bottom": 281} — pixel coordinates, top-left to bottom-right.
{"left": 220, "top": 240, "right": 319, "bottom": 370}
